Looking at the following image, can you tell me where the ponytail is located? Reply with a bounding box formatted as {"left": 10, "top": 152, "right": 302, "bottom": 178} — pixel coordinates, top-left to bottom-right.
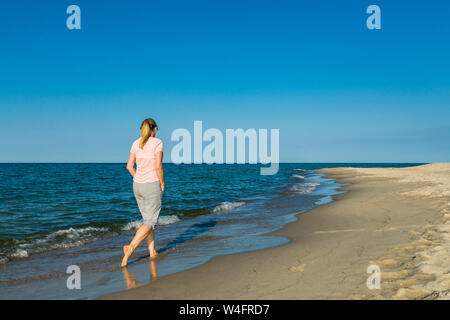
{"left": 139, "top": 118, "right": 157, "bottom": 149}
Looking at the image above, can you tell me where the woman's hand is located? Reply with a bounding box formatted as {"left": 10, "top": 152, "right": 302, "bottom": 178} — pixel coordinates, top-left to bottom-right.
{"left": 160, "top": 183, "right": 165, "bottom": 192}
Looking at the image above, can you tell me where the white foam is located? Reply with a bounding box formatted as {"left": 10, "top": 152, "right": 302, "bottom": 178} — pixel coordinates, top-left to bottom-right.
{"left": 158, "top": 215, "right": 181, "bottom": 225}
{"left": 212, "top": 201, "right": 246, "bottom": 213}
{"left": 291, "top": 174, "right": 305, "bottom": 180}
{"left": 122, "top": 220, "right": 143, "bottom": 231}
{"left": 123, "top": 215, "right": 181, "bottom": 231}
{"left": 8, "top": 226, "right": 108, "bottom": 260}
{"left": 46, "top": 227, "right": 107, "bottom": 240}
{"left": 11, "top": 249, "right": 28, "bottom": 258}
{"left": 290, "top": 181, "right": 320, "bottom": 194}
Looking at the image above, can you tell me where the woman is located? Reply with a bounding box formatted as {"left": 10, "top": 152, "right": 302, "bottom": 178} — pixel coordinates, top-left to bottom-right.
{"left": 121, "top": 118, "right": 165, "bottom": 267}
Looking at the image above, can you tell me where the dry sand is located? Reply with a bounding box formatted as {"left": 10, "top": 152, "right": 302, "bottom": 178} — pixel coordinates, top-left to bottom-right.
{"left": 100, "top": 163, "right": 450, "bottom": 300}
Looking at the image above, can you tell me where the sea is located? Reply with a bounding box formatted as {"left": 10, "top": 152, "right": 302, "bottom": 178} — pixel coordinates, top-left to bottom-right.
{"left": 0, "top": 163, "right": 423, "bottom": 299}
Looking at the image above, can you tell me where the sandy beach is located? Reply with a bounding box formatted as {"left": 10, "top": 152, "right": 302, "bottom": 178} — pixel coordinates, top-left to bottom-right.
{"left": 100, "top": 163, "right": 450, "bottom": 300}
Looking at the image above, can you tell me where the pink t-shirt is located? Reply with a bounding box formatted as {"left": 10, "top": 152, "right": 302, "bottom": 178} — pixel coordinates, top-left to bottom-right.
{"left": 130, "top": 137, "right": 163, "bottom": 183}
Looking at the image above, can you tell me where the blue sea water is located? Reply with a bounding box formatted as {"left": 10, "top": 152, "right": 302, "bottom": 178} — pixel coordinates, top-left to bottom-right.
{"left": 0, "top": 163, "right": 423, "bottom": 299}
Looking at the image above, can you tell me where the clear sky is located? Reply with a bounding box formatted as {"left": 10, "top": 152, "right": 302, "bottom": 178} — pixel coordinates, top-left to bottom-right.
{"left": 0, "top": 0, "right": 449, "bottom": 163}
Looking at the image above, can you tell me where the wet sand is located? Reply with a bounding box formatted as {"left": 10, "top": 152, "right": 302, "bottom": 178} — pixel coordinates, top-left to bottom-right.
{"left": 100, "top": 164, "right": 450, "bottom": 300}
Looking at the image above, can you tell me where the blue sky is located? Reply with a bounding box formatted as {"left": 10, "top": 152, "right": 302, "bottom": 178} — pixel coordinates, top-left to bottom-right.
{"left": 0, "top": 0, "right": 449, "bottom": 162}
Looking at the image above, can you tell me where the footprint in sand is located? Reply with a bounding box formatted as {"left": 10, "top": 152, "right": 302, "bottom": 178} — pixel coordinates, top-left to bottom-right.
{"left": 376, "top": 259, "right": 398, "bottom": 268}
{"left": 382, "top": 270, "right": 412, "bottom": 281}
{"left": 289, "top": 264, "right": 305, "bottom": 273}
{"left": 393, "top": 288, "right": 430, "bottom": 300}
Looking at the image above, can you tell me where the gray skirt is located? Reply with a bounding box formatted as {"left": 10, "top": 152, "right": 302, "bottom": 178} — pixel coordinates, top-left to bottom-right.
{"left": 133, "top": 181, "right": 163, "bottom": 230}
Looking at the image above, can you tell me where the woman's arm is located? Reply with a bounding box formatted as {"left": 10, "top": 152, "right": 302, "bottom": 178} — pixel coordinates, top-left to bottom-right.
{"left": 155, "top": 151, "right": 165, "bottom": 191}
{"left": 126, "top": 152, "right": 136, "bottom": 177}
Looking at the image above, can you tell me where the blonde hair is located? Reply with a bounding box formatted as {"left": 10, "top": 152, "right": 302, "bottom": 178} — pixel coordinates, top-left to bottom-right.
{"left": 139, "top": 118, "right": 157, "bottom": 149}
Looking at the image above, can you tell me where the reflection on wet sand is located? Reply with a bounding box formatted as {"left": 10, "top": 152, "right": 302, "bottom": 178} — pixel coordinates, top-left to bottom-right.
{"left": 122, "top": 259, "right": 158, "bottom": 289}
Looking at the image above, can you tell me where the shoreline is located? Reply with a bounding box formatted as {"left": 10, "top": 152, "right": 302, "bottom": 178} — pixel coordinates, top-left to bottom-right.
{"left": 100, "top": 164, "right": 450, "bottom": 300}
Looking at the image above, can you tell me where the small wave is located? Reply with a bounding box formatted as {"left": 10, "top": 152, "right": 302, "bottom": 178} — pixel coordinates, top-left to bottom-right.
{"left": 159, "top": 215, "right": 181, "bottom": 225}
{"left": 290, "top": 181, "right": 320, "bottom": 194}
{"left": 45, "top": 227, "right": 107, "bottom": 240}
{"left": 291, "top": 174, "right": 305, "bottom": 180}
{"left": 10, "top": 249, "right": 28, "bottom": 258}
{"left": 3, "top": 226, "right": 108, "bottom": 262}
{"left": 122, "top": 215, "right": 181, "bottom": 231}
{"left": 122, "top": 220, "right": 143, "bottom": 231}
{"left": 212, "top": 201, "right": 246, "bottom": 213}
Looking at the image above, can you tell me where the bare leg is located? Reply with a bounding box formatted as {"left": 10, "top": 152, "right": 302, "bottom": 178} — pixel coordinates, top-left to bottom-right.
{"left": 145, "top": 229, "right": 158, "bottom": 258}
{"left": 121, "top": 224, "right": 151, "bottom": 267}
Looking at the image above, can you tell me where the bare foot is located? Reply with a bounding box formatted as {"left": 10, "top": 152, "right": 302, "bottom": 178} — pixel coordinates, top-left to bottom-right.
{"left": 149, "top": 250, "right": 158, "bottom": 259}
{"left": 121, "top": 245, "right": 130, "bottom": 267}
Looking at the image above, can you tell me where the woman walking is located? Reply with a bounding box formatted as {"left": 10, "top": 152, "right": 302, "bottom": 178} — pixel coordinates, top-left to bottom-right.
{"left": 121, "top": 118, "right": 164, "bottom": 267}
